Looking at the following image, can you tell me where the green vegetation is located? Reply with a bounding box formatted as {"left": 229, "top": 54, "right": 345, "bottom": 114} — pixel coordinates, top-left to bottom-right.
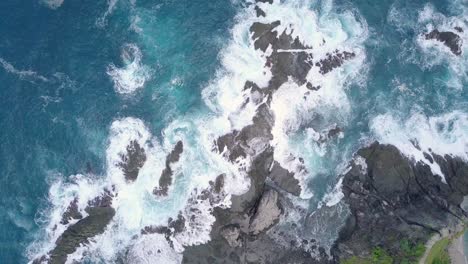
{"left": 424, "top": 236, "right": 451, "bottom": 264}
{"left": 423, "top": 229, "right": 468, "bottom": 264}
{"left": 342, "top": 225, "right": 468, "bottom": 264}
{"left": 399, "top": 239, "right": 425, "bottom": 263}
{"left": 342, "top": 240, "right": 426, "bottom": 264}
{"left": 342, "top": 247, "right": 393, "bottom": 264}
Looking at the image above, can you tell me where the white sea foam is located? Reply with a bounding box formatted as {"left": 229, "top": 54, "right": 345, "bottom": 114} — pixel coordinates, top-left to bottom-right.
{"left": 321, "top": 178, "right": 344, "bottom": 207}
{"left": 41, "top": 0, "right": 64, "bottom": 10}
{"left": 27, "top": 174, "right": 105, "bottom": 262}
{"left": 29, "top": 112, "right": 252, "bottom": 263}
{"left": 392, "top": 3, "right": 467, "bottom": 89}
{"left": 96, "top": 0, "right": 119, "bottom": 27}
{"left": 30, "top": 0, "right": 370, "bottom": 262}
{"left": 202, "top": 7, "right": 272, "bottom": 131}
{"left": 0, "top": 57, "right": 48, "bottom": 82}
{"left": 265, "top": 0, "right": 368, "bottom": 197}
{"left": 107, "top": 44, "right": 151, "bottom": 95}
{"left": 370, "top": 111, "right": 468, "bottom": 182}
{"left": 126, "top": 234, "right": 183, "bottom": 264}
{"left": 416, "top": 4, "right": 467, "bottom": 58}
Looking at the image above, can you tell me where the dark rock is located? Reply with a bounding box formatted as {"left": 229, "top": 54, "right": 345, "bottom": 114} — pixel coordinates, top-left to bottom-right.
{"left": 60, "top": 198, "right": 82, "bottom": 225}
{"left": 168, "top": 213, "right": 186, "bottom": 234}
{"left": 216, "top": 103, "right": 273, "bottom": 165}
{"left": 118, "top": 140, "right": 147, "bottom": 182}
{"left": 220, "top": 224, "right": 242, "bottom": 247}
{"left": 454, "top": 26, "right": 463, "bottom": 33}
{"left": 332, "top": 142, "right": 468, "bottom": 262}
{"left": 184, "top": 4, "right": 362, "bottom": 263}
{"left": 306, "top": 82, "right": 321, "bottom": 91}
{"left": 255, "top": 0, "right": 273, "bottom": 4}
{"left": 425, "top": 29, "right": 463, "bottom": 55}
{"left": 423, "top": 152, "right": 434, "bottom": 163}
{"left": 48, "top": 206, "right": 115, "bottom": 264}
{"left": 88, "top": 189, "right": 113, "bottom": 208}
{"left": 168, "top": 141, "right": 184, "bottom": 164}
{"left": 35, "top": 190, "right": 116, "bottom": 264}
{"left": 315, "top": 50, "right": 355, "bottom": 74}
{"left": 249, "top": 189, "right": 282, "bottom": 235}
{"left": 250, "top": 18, "right": 337, "bottom": 92}
{"left": 211, "top": 174, "right": 225, "bottom": 194}
{"left": 153, "top": 141, "right": 184, "bottom": 196}
{"left": 255, "top": 6, "right": 266, "bottom": 17}
{"left": 268, "top": 161, "right": 301, "bottom": 196}
{"left": 141, "top": 212, "right": 186, "bottom": 249}
{"left": 250, "top": 21, "right": 281, "bottom": 52}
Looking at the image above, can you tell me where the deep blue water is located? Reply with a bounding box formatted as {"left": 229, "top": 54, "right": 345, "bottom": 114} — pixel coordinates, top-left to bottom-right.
{"left": 0, "top": 0, "right": 466, "bottom": 263}
{"left": 0, "top": 0, "right": 235, "bottom": 262}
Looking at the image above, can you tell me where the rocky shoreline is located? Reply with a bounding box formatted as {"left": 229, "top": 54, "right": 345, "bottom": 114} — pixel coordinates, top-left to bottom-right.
{"left": 31, "top": 0, "right": 467, "bottom": 263}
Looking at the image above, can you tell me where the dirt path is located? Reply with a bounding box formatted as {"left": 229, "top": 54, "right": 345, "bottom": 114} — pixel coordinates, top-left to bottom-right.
{"left": 419, "top": 224, "right": 465, "bottom": 264}
{"left": 448, "top": 232, "right": 467, "bottom": 264}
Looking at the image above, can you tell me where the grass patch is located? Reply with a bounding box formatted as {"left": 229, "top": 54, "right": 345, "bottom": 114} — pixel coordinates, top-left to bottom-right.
{"left": 399, "top": 239, "right": 426, "bottom": 264}
{"left": 342, "top": 247, "right": 393, "bottom": 264}
{"left": 424, "top": 228, "right": 467, "bottom": 264}
{"left": 424, "top": 237, "right": 451, "bottom": 264}
{"left": 342, "top": 241, "right": 425, "bottom": 264}
{"left": 342, "top": 227, "right": 467, "bottom": 264}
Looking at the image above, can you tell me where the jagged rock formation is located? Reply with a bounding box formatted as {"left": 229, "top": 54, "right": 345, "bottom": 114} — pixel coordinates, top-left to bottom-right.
{"left": 34, "top": 191, "right": 115, "bottom": 264}
{"left": 182, "top": 0, "right": 359, "bottom": 263}
{"left": 425, "top": 29, "right": 463, "bottom": 56}
{"left": 332, "top": 142, "right": 468, "bottom": 263}
{"left": 118, "top": 140, "right": 147, "bottom": 182}
{"left": 34, "top": 2, "right": 468, "bottom": 264}
{"left": 153, "top": 141, "right": 184, "bottom": 196}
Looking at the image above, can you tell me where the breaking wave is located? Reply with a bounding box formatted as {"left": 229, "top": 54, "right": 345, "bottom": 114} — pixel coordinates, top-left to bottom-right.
{"left": 370, "top": 110, "right": 468, "bottom": 182}
{"left": 0, "top": 57, "right": 48, "bottom": 82}
{"left": 41, "top": 0, "right": 64, "bottom": 10}
{"left": 107, "top": 44, "right": 152, "bottom": 95}
{"left": 26, "top": 0, "right": 468, "bottom": 263}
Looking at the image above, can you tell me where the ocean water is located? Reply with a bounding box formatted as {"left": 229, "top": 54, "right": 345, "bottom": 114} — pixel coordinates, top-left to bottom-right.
{"left": 0, "top": 0, "right": 466, "bottom": 263}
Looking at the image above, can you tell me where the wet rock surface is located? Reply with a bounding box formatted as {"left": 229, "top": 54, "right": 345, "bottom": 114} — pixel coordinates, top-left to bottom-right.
{"left": 36, "top": 2, "right": 468, "bottom": 264}
{"left": 60, "top": 198, "right": 82, "bottom": 225}
{"left": 48, "top": 207, "right": 115, "bottom": 264}
{"left": 331, "top": 142, "right": 468, "bottom": 262}
{"left": 268, "top": 161, "right": 301, "bottom": 196}
{"left": 182, "top": 1, "right": 361, "bottom": 263}
{"left": 36, "top": 191, "right": 116, "bottom": 264}
{"left": 248, "top": 189, "right": 282, "bottom": 235}
{"left": 315, "top": 50, "right": 355, "bottom": 74}
{"left": 154, "top": 141, "right": 184, "bottom": 196}
{"left": 118, "top": 140, "right": 147, "bottom": 182}
{"left": 425, "top": 29, "right": 463, "bottom": 56}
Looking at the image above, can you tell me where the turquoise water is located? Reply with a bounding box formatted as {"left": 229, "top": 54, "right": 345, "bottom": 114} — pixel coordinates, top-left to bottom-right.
{"left": 0, "top": 0, "right": 235, "bottom": 262}
{"left": 0, "top": 0, "right": 466, "bottom": 262}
